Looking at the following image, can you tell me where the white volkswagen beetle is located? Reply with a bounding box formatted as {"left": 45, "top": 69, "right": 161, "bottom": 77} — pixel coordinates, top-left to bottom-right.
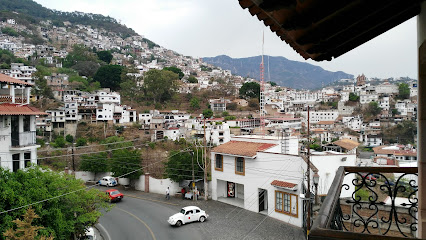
{"left": 168, "top": 206, "right": 209, "bottom": 227}
{"left": 98, "top": 176, "right": 117, "bottom": 187}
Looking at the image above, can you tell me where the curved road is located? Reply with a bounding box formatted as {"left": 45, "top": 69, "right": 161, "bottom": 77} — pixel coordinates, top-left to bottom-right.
{"left": 97, "top": 189, "right": 204, "bottom": 240}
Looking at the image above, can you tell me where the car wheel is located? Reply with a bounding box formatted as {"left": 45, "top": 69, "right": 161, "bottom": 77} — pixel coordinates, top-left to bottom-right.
{"left": 199, "top": 216, "right": 206, "bottom": 223}
{"left": 175, "top": 221, "right": 182, "bottom": 227}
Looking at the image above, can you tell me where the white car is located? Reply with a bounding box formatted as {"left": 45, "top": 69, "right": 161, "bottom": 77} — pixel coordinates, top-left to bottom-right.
{"left": 98, "top": 176, "right": 117, "bottom": 187}
{"left": 79, "top": 227, "right": 96, "bottom": 240}
{"left": 168, "top": 206, "right": 209, "bottom": 227}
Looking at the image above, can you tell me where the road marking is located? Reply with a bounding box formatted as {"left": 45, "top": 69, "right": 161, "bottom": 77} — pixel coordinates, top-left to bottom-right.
{"left": 124, "top": 194, "right": 178, "bottom": 206}
{"left": 116, "top": 207, "right": 157, "bottom": 240}
{"left": 96, "top": 223, "right": 111, "bottom": 240}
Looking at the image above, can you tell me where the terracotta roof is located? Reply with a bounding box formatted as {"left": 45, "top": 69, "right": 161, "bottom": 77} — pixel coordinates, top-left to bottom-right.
{"left": 333, "top": 139, "right": 359, "bottom": 151}
{"left": 0, "top": 74, "right": 33, "bottom": 86}
{"left": 238, "top": 0, "right": 423, "bottom": 61}
{"left": 212, "top": 141, "right": 276, "bottom": 157}
{"left": 271, "top": 180, "right": 297, "bottom": 190}
{"left": 394, "top": 150, "right": 417, "bottom": 157}
{"left": 373, "top": 146, "right": 398, "bottom": 155}
{"left": 315, "top": 121, "right": 334, "bottom": 125}
{"left": 0, "top": 104, "right": 47, "bottom": 115}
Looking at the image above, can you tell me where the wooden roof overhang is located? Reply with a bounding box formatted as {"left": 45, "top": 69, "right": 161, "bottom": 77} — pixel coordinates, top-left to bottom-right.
{"left": 239, "top": 0, "right": 424, "bottom": 61}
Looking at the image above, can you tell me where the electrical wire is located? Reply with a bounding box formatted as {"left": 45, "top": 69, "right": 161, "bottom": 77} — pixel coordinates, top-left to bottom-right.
{"left": 0, "top": 148, "right": 192, "bottom": 215}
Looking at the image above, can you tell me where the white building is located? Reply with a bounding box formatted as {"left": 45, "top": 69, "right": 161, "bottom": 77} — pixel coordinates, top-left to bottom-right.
{"left": 211, "top": 137, "right": 316, "bottom": 228}
{"left": 0, "top": 74, "right": 46, "bottom": 172}
{"left": 310, "top": 152, "right": 356, "bottom": 198}
{"left": 302, "top": 110, "right": 339, "bottom": 123}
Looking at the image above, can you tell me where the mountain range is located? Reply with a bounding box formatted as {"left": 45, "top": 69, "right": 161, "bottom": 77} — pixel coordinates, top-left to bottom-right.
{"left": 203, "top": 55, "right": 353, "bottom": 90}
{"left": 3, "top": 0, "right": 353, "bottom": 90}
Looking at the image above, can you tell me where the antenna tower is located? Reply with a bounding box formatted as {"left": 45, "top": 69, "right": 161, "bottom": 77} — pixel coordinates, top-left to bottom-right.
{"left": 260, "top": 31, "right": 265, "bottom": 135}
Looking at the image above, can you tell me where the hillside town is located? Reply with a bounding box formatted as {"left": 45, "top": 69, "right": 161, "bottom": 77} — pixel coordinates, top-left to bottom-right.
{"left": 0, "top": 4, "right": 422, "bottom": 240}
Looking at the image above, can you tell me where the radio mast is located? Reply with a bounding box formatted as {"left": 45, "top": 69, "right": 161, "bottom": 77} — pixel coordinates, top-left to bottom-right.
{"left": 259, "top": 30, "right": 265, "bottom": 135}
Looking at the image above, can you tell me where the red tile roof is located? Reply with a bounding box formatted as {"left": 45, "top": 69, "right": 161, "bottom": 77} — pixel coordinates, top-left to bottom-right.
{"left": 212, "top": 141, "right": 276, "bottom": 157}
{"left": 0, "top": 104, "right": 47, "bottom": 115}
{"left": 271, "top": 180, "right": 297, "bottom": 190}
{"left": 0, "top": 74, "right": 33, "bottom": 86}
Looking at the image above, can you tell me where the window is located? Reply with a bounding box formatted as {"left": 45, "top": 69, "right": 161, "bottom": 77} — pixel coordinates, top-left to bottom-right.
{"left": 215, "top": 154, "right": 223, "bottom": 171}
{"left": 235, "top": 157, "right": 245, "bottom": 175}
{"left": 275, "top": 191, "right": 298, "bottom": 217}
{"left": 23, "top": 116, "right": 31, "bottom": 132}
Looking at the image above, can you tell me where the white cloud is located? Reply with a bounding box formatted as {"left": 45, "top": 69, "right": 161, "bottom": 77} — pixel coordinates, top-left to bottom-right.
{"left": 34, "top": 0, "right": 418, "bottom": 79}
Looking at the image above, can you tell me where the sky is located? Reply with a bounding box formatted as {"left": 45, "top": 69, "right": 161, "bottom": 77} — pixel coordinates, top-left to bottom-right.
{"left": 34, "top": 0, "right": 419, "bottom": 80}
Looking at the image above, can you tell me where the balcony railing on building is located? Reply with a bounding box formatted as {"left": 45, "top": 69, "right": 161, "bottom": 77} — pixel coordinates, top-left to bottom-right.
{"left": 0, "top": 95, "right": 28, "bottom": 104}
{"left": 11, "top": 131, "right": 36, "bottom": 148}
{"left": 310, "top": 166, "right": 418, "bottom": 239}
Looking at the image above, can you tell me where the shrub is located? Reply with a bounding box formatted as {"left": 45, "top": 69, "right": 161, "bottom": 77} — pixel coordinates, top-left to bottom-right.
{"left": 76, "top": 137, "right": 87, "bottom": 147}
{"left": 52, "top": 136, "right": 66, "bottom": 148}
{"left": 65, "top": 134, "right": 74, "bottom": 143}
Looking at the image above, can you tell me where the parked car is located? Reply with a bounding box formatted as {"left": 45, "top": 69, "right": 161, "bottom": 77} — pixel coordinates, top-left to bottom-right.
{"left": 79, "top": 227, "right": 96, "bottom": 240}
{"left": 360, "top": 173, "right": 377, "bottom": 180}
{"left": 98, "top": 176, "right": 117, "bottom": 187}
{"left": 384, "top": 180, "right": 395, "bottom": 186}
{"left": 105, "top": 189, "right": 124, "bottom": 202}
{"left": 167, "top": 206, "right": 208, "bottom": 227}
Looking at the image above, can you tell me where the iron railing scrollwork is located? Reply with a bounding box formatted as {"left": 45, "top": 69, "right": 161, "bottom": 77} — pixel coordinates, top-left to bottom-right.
{"left": 310, "top": 166, "right": 418, "bottom": 239}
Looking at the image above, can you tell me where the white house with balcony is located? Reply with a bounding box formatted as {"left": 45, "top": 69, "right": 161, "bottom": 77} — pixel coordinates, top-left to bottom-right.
{"left": 211, "top": 137, "right": 317, "bottom": 228}
{"left": 0, "top": 74, "right": 46, "bottom": 172}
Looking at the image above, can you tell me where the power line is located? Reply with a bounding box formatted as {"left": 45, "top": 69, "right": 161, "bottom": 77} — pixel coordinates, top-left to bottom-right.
{"left": 0, "top": 148, "right": 191, "bottom": 215}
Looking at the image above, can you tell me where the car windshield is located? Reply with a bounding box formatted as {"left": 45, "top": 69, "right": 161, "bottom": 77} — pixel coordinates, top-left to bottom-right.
{"left": 180, "top": 209, "right": 185, "bottom": 214}
{"left": 111, "top": 191, "right": 120, "bottom": 195}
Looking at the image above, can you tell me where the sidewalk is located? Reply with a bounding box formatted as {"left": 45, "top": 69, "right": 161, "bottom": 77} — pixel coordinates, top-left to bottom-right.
{"left": 115, "top": 186, "right": 305, "bottom": 240}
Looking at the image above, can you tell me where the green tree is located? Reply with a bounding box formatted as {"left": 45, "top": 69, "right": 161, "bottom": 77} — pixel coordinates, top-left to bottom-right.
{"left": 0, "top": 167, "right": 110, "bottom": 239}
{"left": 367, "top": 101, "right": 382, "bottom": 116}
{"left": 163, "top": 66, "right": 184, "bottom": 79}
{"left": 94, "top": 65, "right": 124, "bottom": 90}
{"left": 187, "top": 75, "right": 198, "bottom": 83}
{"left": 96, "top": 50, "right": 113, "bottom": 64}
{"left": 31, "top": 71, "right": 53, "bottom": 100}
{"left": 110, "top": 149, "right": 142, "bottom": 180}
{"left": 202, "top": 109, "right": 213, "bottom": 118}
{"left": 398, "top": 83, "right": 410, "bottom": 99}
{"left": 268, "top": 81, "right": 277, "bottom": 86}
{"left": 383, "top": 120, "right": 417, "bottom": 144}
{"left": 164, "top": 149, "right": 204, "bottom": 182}
{"left": 76, "top": 137, "right": 87, "bottom": 147}
{"left": 143, "top": 69, "right": 179, "bottom": 103}
{"left": 1, "top": 27, "right": 19, "bottom": 37}
{"left": 239, "top": 82, "right": 260, "bottom": 100}
{"left": 71, "top": 61, "right": 100, "bottom": 78}
{"left": 52, "top": 136, "right": 66, "bottom": 148}
{"left": 63, "top": 44, "right": 98, "bottom": 68}
{"left": 119, "top": 72, "right": 141, "bottom": 106}
{"left": 349, "top": 92, "right": 360, "bottom": 101}
{"left": 190, "top": 97, "right": 200, "bottom": 110}
{"left": 65, "top": 134, "right": 73, "bottom": 143}
{"left": 79, "top": 152, "right": 110, "bottom": 178}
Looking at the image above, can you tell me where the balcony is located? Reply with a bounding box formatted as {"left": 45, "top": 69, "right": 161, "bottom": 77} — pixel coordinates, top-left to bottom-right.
{"left": 310, "top": 166, "right": 418, "bottom": 239}
{"left": 11, "top": 131, "right": 36, "bottom": 149}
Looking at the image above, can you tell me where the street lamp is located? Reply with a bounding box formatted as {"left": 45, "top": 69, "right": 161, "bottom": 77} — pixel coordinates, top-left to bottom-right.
{"left": 313, "top": 173, "right": 320, "bottom": 205}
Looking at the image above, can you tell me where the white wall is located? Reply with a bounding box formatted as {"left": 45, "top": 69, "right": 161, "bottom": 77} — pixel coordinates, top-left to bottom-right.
{"left": 211, "top": 150, "right": 310, "bottom": 228}
{"left": 310, "top": 153, "right": 356, "bottom": 198}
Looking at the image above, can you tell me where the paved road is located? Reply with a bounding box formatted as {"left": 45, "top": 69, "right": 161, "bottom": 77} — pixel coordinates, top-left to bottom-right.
{"left": 96, "top": 186, "right": 305, "bottom": 240}
{"left": 97, "top": 186, "right": 204, "bottom": 240}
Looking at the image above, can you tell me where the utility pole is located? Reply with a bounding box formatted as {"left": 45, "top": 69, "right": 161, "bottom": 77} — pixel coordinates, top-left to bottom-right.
{"left": 306, "top": 106, "right": 311, "bottom": 236}
{"left": 72, "top": 142, "right": 75, "bottom": 172}
{"left": 203, "top": 118, "right": 208, "bottom": 200}
{"left": 191, "top": 151, "right": 195, "bottom": 202}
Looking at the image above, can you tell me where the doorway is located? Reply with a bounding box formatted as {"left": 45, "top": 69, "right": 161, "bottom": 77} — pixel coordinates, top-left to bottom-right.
{"left": 259, "top": 189, "right": 267, "bottom": 212}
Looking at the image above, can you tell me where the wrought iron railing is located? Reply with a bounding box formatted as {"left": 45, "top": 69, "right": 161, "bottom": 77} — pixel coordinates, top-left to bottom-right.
{"left": 310, "top": 166, "right": 418, "bottom": 239}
